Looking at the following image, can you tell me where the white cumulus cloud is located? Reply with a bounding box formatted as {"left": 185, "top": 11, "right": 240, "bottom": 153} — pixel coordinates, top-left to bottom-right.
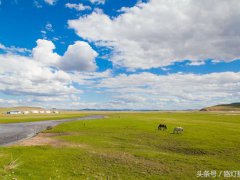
{"left": 68, "top": 0, "right": 240, "bottom": 70}
{"left": 44, "top": 0, "right": 57, "bottom": 5}
{"left": 0, "top": 54, "right": 76, "bottom": 97}
{"left": 89, "top": 0, "right": 105, "bottom": 5}
{"left": 65, "top": 3, "right": 91, "bottom": 11}
{"left": 32, "top": 39, "right": 60, "bottom": 66}
{"left": 0, "top": 43, "right": 31, "bottom": 54}
{"left": 59, "top": 41, "right": 98, "bottom": 72}
{"left": 31, "top": 39, "right": 97, "bottom": 71}
{"left": 0, "top": 39, "right": 98, "bottom": 106}
{"left": 96, "top": 72, "right": 240, "bottom": 109}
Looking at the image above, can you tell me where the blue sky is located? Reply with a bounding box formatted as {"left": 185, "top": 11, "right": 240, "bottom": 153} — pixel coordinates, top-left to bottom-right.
{"left": 0, "top": 0, "right": 239, "bottom": 110}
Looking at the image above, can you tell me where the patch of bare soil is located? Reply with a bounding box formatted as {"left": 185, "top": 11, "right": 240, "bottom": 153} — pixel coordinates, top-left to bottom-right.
{"left": 13, "top": 133, "right": 86, "bottom": 148}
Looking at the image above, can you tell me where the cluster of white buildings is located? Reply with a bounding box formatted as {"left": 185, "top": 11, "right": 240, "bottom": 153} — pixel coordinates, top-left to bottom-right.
{"left": 6, "top": 110, "right": 59, "bottom": 115}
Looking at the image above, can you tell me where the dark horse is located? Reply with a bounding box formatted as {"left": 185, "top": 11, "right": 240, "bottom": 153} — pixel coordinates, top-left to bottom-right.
{"left": 158, "top": 124, "right": 167, "bottom": 131}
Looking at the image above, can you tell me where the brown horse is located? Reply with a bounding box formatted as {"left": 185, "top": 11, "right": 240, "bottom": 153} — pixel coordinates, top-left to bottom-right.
{"left": 158, "top": 124, "right": 167, "bottom": 131}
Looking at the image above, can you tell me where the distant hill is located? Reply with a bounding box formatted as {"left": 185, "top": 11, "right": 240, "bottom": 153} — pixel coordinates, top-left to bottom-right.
{"left": 0, "top": 106, "right": 45, "bottom": 113}
{"left": 200, "top": 103, "right": 240, "bottom": 111}
{"left": 12, "top": 106, "right": 44, "bottom": 111}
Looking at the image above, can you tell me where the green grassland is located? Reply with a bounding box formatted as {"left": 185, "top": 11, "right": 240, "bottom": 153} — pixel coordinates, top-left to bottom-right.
{"left": 0, "top": 112, "right": 240, "bottom": 179}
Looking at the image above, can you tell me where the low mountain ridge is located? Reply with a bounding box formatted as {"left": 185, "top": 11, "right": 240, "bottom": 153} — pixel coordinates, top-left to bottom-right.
{"left": 200, "top": 103, "right": 240, "bottom": 111}
{"left": 0, "top": 106, "right": 45, "bottom": 113}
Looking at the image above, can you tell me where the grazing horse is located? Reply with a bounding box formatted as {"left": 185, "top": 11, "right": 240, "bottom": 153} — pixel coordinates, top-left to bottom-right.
{"left": 158, "top": 124, "right": 167, "bottom": 131}
{"left": 173, "top": 127, "right": 184, "bottom": 134}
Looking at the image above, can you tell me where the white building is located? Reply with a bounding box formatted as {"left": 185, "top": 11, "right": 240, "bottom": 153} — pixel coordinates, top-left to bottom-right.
{"left": 6, "top": 110, "right": 21, "bottom": 115}
{"left": 45, "top": 110, "right": 51, "bottom": 114}
{"left": 22, "top": 111, "right": 30, "bottom": 114}
{"left": 53, "top": 110, "right": 59, "bottom": 114}
{"left": 39, "top": 110, "right": 45, "bottom": 114}
{"left": 31, "top": 110, "right": 39, "bottom": 114}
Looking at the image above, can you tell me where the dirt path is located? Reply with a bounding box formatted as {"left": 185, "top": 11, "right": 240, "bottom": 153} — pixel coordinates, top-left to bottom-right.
{"left": 0, "top": 115, "right": 104, "bottom": 146}
{"left": 13, "top": 133, "right": 86, "bottom": 147}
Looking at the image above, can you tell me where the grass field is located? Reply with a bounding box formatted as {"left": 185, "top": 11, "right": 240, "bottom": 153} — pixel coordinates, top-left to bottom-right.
{"left": 0, "top": 112, "right": 240, "bottom": 179}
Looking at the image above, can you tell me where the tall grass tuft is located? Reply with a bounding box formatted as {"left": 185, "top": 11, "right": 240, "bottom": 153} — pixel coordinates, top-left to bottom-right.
{"left": 4, "top": 155, "right": 22, "bottom": 172}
